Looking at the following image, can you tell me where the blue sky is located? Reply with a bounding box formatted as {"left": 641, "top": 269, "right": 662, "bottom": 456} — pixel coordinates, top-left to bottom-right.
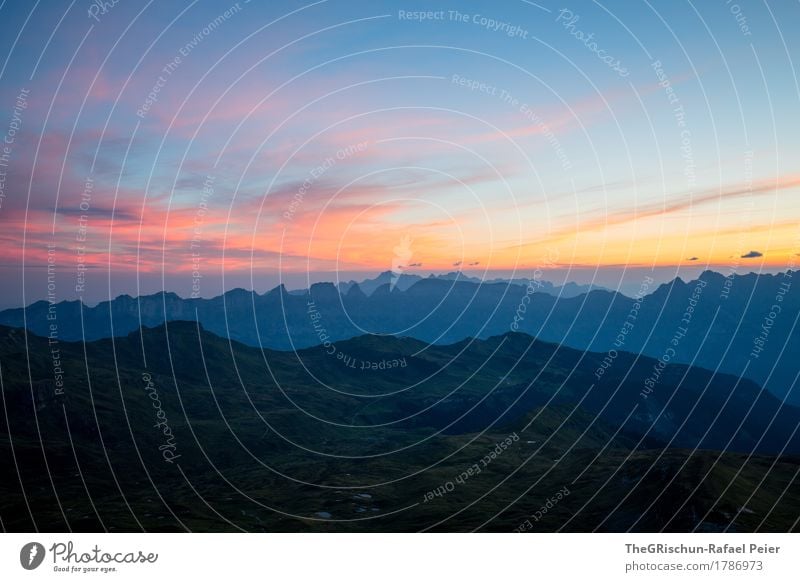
{"left": 0, "top": 0, "right": 798, "bottom": 306}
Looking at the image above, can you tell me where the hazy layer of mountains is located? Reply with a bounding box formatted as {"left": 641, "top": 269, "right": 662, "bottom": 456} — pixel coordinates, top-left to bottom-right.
{"left": 1, "top": 322, "right": 798, "bottom": 532}
{"left": 334, "top": 270, "right": 607, "bottom": 296}
{"left": 2, "top": 270, "right": 797, "bottom": 405}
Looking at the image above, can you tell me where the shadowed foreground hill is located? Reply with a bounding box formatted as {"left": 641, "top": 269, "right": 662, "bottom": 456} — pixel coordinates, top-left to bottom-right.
{"left": 0, "top": 322, "right": 798, "bottom": 532}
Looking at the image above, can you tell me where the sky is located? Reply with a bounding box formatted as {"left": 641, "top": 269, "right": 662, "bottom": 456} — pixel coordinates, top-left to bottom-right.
{"left": 0, "top": 0, "right": 798, "bottom": 307}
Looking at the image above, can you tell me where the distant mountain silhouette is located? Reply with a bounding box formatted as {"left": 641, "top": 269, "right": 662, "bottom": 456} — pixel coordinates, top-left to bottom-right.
{"left": 336, "top": 270, "right": 606, "bottom": 297}
{"left": 1, "top": 270, "right": 797, "bottom": 404}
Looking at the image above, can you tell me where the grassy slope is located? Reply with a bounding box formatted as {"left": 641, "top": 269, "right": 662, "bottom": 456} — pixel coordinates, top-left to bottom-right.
{"left": 1, "top": 323, "right": 798, "bottom": 532}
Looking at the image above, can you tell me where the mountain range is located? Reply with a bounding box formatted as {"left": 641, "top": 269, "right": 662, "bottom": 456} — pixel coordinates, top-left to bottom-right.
{"left": 2, "top": 270, "right": 797, "bottom": 405}
{"left": 335, "top": 270, "right": 607, "bottom": 297}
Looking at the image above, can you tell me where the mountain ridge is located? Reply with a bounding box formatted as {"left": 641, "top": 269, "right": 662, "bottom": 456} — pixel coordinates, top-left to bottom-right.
{"left": 2, "top": 319, "right": 799, "bottom": 532}
{"left": 1, "top": 269, "right": 797, "bottom": 406}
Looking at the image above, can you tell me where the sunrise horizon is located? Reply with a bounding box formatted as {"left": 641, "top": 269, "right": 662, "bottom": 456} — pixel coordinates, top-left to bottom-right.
{"left": 1, "top": 2, "right": 798, "bottom": 311}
